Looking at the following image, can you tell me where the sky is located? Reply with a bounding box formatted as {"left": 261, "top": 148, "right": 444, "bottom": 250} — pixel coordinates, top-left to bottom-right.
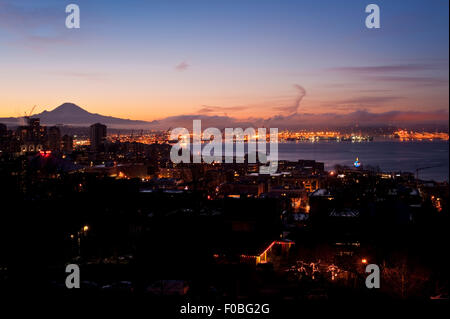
{"left": 0, "top": 0, "right": 448, "bottom": 127}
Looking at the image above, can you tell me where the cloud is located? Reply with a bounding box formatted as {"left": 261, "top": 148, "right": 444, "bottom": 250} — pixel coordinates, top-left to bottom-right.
{"left": 335, "top": 96, "right": 402, "bottom": 106}
{"left": 175, "top": 61, "right": 190, "bottom": 71}
{"left": 368, "top": 76, "right": 448, "bottom": 86}
{"left": 260, "top": 109, "right": 449, "bottom": 130}
{"left": 328, "top": 64, "right": 439, "bottom": 74}
{"left": 0, "top": 1, "right": 58, "bottom": 31}
{"left": 0, "top": 2, "right": 59, "bottom": 33}
{"left": 327, "top": 63, "right": 448, "bottom": 87}
{"left": 47, "top": 71, "right": 107, "bottom": 81}
{"left": 358, "top": 89, "right": 393, "bottom": 93}
{"left": 147, "top": 109, "right": 449, "bottom": 131}
{"left": 197, "top": 105, "right": 251, "bottom": 116}
{"left": 0, "top": 1, "right": 69, "bottom": 49}
{"left": 273, "top": 84, "right": 306, "bottom": 115}
{"left": 195, "top": 84, "right": 307, "bottom": 118}
{"left": 154, "top": 114, "right": 256, "bottom": 130}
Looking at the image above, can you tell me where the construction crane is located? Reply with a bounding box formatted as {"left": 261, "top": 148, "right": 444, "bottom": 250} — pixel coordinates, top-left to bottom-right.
{"left": 24, "top": 105, "right": 37, "bottom": 119}
{"left": 20, "top": 105, "right": 37, "bottom": 125}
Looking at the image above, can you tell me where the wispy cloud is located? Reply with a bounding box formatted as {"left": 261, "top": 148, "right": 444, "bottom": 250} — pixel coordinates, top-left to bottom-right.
{"left": 196, "top": 84, "right": 307, "bottom": 118}
{"left": 318, "top": 95, "right": 404, "bottom": 112}
{"left": 0, "top": 1, "right": 68, "bottom": 49}
{"left": 198, "top": 105, "right": 250, "bottom": 115}
{"left": 151, "top": 109, "right": 449, "bottom": 131}
{"left": 273, "top": 84, "right": 306, "bottom": 115}
{"left": 0, "top": 1, "right": 58, "bottom": 31}
{"left": 369, "top": 76, "right": 448, "bottom": 86}
{"left": 175, "top": 61, "right": 190, "bottom": 71}
{"left": 328, "top": 64, "right": 439, "bottom": 74}
{"left": 328, "top": 63, "right": 448, "bottom": 87}
{"left": 337, "top": 96, "right": 402, "bottom": 105}
{"left": 47, "top": 71, "right": 107, "bottom": 81}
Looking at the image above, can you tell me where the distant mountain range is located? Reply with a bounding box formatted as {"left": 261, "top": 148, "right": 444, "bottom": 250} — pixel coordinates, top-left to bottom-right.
{"left": 0, "top": 102, "right": 448, "bottom": 131}
{"left": 0, "top": 103, "right": 156, "bottom": 128}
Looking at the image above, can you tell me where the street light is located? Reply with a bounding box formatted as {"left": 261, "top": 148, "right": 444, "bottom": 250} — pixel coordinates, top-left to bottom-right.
{"left": 361, "top": 258, "right": 368, "bottom": 264}
{"left": 75, "top": 225, "right": 89, "bottom": 258}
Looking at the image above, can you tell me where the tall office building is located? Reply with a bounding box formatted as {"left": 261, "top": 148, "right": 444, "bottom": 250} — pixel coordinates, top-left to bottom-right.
{"left": 61, "top": 135, "right": 73, "bottom": 153}
{"left": 28, "top": 118, "right": 46, "bottom": 143}
{"left": 0, "top": 123, "right": 6, "bottom": 137}
{"left": 48, "top": 126, "right": 61, "bottom": 151}
{"left": 0, "top": 123, "right": 7, "bottom": 153}
{"left": 16, "top": 117, "right": 47, "bottom": 153}
{"left": 90, "top": 123, "right": 107, "bottom": 151}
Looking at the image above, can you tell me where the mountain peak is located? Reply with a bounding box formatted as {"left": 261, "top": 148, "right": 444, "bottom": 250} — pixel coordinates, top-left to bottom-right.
{"left": 26, "top": 102, "right": 152, "bottom": 127}
{"left": 52, "top": 103, "right": 89, "bottom": 114}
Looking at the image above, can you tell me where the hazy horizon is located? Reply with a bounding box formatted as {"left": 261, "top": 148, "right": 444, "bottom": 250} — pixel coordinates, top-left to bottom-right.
{"left": 0, "top": 101, "right": 448, "bottom": 131}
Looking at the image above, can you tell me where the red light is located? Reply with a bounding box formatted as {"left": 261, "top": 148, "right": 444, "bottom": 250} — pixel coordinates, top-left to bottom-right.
{"left": 39, "top": 150, "right": 52, "bottom": 158}
{"left": 361, "top": 258, "right": 368, "bottom": 264}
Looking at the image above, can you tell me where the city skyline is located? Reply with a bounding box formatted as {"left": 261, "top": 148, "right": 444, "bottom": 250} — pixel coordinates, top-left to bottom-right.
{"left": 0, "top": 1, "right": 449, "bottom": 303}
{"left": 0, "top": 0, "right": 448, "bottom": 127}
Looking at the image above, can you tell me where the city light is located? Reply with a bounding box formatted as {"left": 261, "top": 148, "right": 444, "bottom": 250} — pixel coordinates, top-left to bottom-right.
{"left": 394, "top": 130, "right": 449, "bottom": 141}
{"left": 0, "top": 0, "right": 447, "bottom": 304}
{"left": 39, "top": 150, "right": 52, "bottom": 158}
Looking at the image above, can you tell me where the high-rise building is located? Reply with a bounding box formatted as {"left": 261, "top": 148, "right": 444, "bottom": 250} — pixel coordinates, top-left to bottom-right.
{"left": 28, "top": 118, "right": 46, "bottom": 143}
{"left": 0, "top": 123, "right": 6, "bottom": 137}
{"left": 61, "top": 134, "right": 73, "bottom": 153}
{"left": 0, "top": 123, "right": 7, "bottom": 153}
{"left": 16, "top": 117, "right": 47, "bottom": 153}
{"left": 48, "top": 126, "right": 61, "bottom": 151}
{"left": 90, "top": 123, "right": 107, "bottom": 151}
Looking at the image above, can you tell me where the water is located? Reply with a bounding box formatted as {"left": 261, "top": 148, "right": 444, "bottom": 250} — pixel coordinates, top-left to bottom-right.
{"left": 278, "top": 140, "right": 449, "bottom": 182}
{"left": 190, "top": 139, "right": 449, "bottom": 181}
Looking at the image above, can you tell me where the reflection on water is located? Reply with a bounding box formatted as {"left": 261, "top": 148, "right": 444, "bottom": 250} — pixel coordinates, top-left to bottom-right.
{"left": 278, "top": 140, "right": 449, "bottom": 182}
